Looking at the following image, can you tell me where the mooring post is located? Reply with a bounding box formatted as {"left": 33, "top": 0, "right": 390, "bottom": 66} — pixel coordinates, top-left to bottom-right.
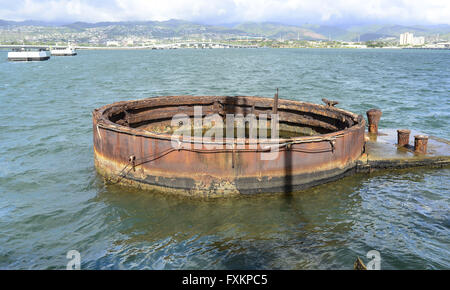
{"left": 273, "top": 88, "right": 278, "bottom": 115}
{"left": 366, "top": 109, "right": 382, "bottom": 134}
{"left": 397, "top": 129, "right": 411, "bottom": 147}
{"left": 414, "top": 135, "right": 428, "bottom": 154}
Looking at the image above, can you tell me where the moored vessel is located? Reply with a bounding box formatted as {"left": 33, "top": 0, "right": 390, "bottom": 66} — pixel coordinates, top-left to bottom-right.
{"left": 50, "top": 45, "right": 77, "bottom": 56}
{"left": 7, "top": 48, "right": 50, "bottom": 61}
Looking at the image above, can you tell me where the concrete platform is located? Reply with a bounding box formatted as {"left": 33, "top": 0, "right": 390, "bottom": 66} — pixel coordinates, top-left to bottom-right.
{"left": 356, "top": 129, "right": 450, "bottom": 172}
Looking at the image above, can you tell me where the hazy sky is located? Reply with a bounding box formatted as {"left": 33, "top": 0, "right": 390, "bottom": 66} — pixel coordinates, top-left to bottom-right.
{"left": 0, "top": 0, "right": 449, "bottom": 25}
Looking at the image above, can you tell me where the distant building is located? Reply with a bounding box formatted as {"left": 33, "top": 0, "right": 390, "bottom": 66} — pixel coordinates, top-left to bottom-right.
{"left": 412, "top": 36, "right": 425, "bottom": 45}
{"left": 436, "top": 42, "right": 450, "bottom": 48}
{"left": 106, "top": 41, "right": 119, "bottom": 46}
{"left": 400, "top": 32, "right": 425, "bottom": 46}
{"left": 399, "top": 32, "right": 414, "bottom": 45}
{"left": 342, "top": 43, "right": 367, "bottom": 48}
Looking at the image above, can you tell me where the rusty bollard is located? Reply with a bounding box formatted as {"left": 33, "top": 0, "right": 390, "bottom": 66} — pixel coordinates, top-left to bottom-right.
{"left": 397, "top": 129, "right": 411, "bottom": 147}
{"left": 414, "top": 135, "right": 428, "bottom": 154}
{"left": 366, "top": 109, "right": 382, "bottom": 134}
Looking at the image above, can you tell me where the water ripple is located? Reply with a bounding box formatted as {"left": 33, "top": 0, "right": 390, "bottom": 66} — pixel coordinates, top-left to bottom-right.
{"left": 0, "top": 49, "right": 449, "bottom": 269}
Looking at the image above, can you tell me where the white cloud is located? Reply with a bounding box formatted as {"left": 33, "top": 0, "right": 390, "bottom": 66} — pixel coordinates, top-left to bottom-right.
{"left": 0, "top": 0, "right": 449, "bottom": 24}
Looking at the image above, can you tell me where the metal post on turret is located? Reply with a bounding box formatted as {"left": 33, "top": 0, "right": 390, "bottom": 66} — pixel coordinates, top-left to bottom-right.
{"left": 366, "top": 109, "right": 382, "bottom": 134}
{"left": 414, "top": 135, "right": 428, "bottom": 154}
{"left": 273, "top": 88, "right": 279, "bottom": 115}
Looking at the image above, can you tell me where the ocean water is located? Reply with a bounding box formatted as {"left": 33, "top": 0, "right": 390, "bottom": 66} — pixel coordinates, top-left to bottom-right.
{"left": 0, "top": 48, "right": 448, "bottom": 269}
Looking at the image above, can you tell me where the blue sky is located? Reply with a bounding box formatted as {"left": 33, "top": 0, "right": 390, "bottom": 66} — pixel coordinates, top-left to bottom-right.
{"left": 0, "top": 0, "right": 449, "bottom": 25}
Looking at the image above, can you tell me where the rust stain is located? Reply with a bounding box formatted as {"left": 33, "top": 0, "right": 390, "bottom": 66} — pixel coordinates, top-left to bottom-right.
{"left": 93, "top": 95, "right": 366, "bottom": 196}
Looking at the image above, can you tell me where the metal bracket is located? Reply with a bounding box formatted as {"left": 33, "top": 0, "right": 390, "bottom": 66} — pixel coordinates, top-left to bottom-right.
{"left": 330, "top": 139, "right": 336, "bottom": 153}
{"left": 129, "top": 155, "right": 136, "bottom": 171}
{"left": 322, "top": 98, "right": 339, "bottom": 107}
{"left": 272, "top": 88, "right": 279, "bottom": 115}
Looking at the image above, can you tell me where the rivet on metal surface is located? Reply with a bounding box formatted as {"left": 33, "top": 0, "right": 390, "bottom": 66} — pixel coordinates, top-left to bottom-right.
{"left": 397, "top": 129, "right": 411, "bottom": 147}
{"left": 366, "top": 109, "right": 382, "bottom": 134}
{"left": 414, "top": 135, "right": 428, "bottom": 154}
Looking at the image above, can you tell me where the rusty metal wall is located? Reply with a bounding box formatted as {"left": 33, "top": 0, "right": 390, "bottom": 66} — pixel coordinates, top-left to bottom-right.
{"left": 93, "top": 96, "right": 365, "bottom": 197}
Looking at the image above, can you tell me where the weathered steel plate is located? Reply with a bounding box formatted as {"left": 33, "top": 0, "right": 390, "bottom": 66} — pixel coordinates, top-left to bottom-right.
{"left": 93, "top": 96, "right": 366, "bottom": 197}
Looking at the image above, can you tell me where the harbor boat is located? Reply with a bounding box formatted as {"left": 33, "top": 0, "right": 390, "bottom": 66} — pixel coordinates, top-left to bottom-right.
{"left": 7, "top": 48, "right": 50, "bottom": 61}
{"left": 50, "top": 45, "right": 77, "bottom": 56}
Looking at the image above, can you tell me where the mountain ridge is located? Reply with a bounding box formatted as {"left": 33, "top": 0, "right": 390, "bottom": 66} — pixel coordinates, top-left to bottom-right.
{"left": 1, "top": 19, "right": 449, "bottom": 42}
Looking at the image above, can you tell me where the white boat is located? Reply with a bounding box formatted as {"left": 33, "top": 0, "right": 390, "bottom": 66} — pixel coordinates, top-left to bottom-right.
{"left": 8, "top": 48, "right": 50, "bottom": 61}
{"left": 50, "top": 46, "right": 77, "bottom": 56}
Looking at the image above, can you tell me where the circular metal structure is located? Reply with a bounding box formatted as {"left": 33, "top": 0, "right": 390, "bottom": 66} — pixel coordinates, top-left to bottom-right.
{"left": 93, "top": 95, "right": 365, "bottom": 197}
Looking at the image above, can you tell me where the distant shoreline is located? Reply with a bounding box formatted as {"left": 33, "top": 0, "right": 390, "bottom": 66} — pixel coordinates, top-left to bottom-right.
{"left": 2, "top": 45, "right": 449, "bottom": 51}
{"left": 0, "top": 45, "right": 402, "bottom": 50}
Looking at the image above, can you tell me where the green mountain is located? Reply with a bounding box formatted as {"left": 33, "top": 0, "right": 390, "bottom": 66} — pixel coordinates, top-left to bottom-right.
{"left": 62, "top": 19, "right": 249, "bottom": 38}
{"left": 1, "top": 19, "right": 449, "bottom": 43}
{"left": 233, "top": 22, "right": 326, "bottom": 40}
{"left": 300, "top": 24, "right": 350, "bottom": 40}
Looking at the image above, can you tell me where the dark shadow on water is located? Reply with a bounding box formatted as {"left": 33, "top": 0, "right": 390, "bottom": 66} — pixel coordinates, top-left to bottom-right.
{"left": 91, "top": 173, "right": 375, "bottom": 269}
{"left": 283, "top": 146, "right": 293, "bottom": 198}
{"left": 89, "top": 128, "right": 450, "bottom": 269}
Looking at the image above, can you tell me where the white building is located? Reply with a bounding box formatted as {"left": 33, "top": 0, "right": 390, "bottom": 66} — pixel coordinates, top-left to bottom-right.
{"left": 399, "top": 32, "right": 414, "bottom": 45}
{"left": 412, "top": 36, "right": 425, "bottom": 46}
{"left": 106, "top": 41, "right": 119, "bottom": 46}
{"left": 435, "top": 42, "right": 450, "bottom": 48}
{"left": 400, "top": 32, "right": 425, "bottom": 46}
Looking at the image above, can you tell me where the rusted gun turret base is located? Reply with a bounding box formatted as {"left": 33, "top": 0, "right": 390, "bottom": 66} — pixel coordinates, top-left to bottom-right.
{"left": 93, "top": 95, "right": 366, "bottom": 197}
{"left": 357, "top": 129, "right": 450, "bottom": 172}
